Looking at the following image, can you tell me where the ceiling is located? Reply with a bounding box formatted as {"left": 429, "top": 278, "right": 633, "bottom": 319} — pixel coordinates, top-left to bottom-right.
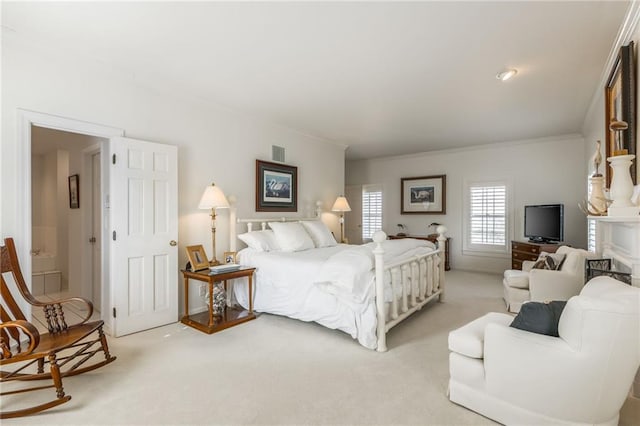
{"left": 2, "top": 1, "right": 630, "bottom": 160}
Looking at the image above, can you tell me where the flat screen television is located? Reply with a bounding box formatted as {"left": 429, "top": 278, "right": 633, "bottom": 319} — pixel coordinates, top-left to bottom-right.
{"left": 524, "top": 204, "right": 564, "bottom": 243}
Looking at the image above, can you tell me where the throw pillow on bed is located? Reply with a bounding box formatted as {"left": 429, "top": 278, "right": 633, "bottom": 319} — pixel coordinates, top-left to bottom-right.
{"left": 510, "top": 300, "right": 567, "bottom": 337}
{"left": 237, "top": 230, "right": 281, "bottom": 252}
{"left": 300, "top": 221, "right": 337, "bottom": 248}
{"left": 532, "top": 252, "right": 566, "bottom": 271}
{"left": 268, "top": 221, "right": 315, "bottom": 252}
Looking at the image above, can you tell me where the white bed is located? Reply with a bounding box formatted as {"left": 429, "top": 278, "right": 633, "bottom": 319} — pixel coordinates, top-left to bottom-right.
{"left": 229, "top": 214, "right": 446, "bottom": 351}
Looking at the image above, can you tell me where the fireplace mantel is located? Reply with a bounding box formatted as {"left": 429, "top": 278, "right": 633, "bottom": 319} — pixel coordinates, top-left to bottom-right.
{"left": 591, "top": 216, "right": 640, "bottom": 287}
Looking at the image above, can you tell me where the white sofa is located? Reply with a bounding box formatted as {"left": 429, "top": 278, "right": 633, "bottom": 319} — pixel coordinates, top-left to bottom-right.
{"left": 503, "top": 245, "right": 591, "bottom": 313}
{"left": 448, "top": 276, "right": 640, "bottom": 425}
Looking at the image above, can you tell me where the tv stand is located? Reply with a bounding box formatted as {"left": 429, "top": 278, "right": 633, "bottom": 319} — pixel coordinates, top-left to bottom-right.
{"left": 511, "top": 240, "right": 561, "bottom": 270}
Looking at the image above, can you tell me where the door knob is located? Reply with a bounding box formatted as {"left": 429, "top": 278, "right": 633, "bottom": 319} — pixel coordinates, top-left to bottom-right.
{"left": 170, "top": 240, "right": 177, "bottom": 246}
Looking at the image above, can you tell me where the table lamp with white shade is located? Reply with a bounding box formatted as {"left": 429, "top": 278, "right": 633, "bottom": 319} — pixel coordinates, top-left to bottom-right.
{"left": 331, "top": 195, "right": 351, "bottom": 243}
{"left": 198, "top": 183, "right": 230, "bottom": 265}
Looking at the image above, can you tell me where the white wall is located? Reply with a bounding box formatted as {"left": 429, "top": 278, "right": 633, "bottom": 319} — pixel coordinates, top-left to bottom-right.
{"left": 2, "top": 33, "right": 345, "bottom": 315}
{"left": 346, "top": 135, "right": 587, "bottom": 274}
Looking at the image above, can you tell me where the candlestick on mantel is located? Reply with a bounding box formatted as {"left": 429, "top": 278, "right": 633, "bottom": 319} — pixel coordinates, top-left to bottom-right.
{"left": 607, "top": 154, "right": 639, "bottom": 216}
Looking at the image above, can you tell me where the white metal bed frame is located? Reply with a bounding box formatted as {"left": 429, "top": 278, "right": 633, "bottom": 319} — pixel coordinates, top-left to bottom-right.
{"left": 229, "top": 206, "right": 446, "bottom": 352}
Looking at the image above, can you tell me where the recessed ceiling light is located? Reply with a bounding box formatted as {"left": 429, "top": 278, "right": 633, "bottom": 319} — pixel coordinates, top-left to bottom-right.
{"left": 496, "top": 69, "right": 518, "bottom": 81}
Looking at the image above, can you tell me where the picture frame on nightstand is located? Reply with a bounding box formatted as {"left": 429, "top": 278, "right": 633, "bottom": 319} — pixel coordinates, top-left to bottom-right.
{"left": 223, "top": 251, "right": 237, "bottom": 264}
{"left": 185, "top": 245, "right": 209, "bottom": 271}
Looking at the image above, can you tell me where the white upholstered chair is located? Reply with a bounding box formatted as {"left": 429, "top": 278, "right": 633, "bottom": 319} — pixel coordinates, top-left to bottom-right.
{"left": 503, "top": 245, "right": 591, "bottom": 313}
{"left": 448, "top": 276, "right": 640, "bottom": 426}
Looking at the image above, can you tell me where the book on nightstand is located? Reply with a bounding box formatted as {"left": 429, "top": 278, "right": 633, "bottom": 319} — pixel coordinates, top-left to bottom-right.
{"left": 209, "top": 263, "right": 241, "bottom": 274}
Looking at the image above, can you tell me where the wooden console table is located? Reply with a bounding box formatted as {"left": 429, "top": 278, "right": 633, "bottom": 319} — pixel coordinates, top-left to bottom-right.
{"left": 388, "top": 234, "right": 451, "bottom": 271}
{"left": 180, "top": 266, "right": 256, "bottom": 334}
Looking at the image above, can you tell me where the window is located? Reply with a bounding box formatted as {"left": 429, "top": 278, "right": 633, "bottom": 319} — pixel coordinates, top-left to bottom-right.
{"left": 362, "top": 185, "right": 382, "bottom": 241}
{"left": 464, "top": 181, "right": 509, "bottom": 255}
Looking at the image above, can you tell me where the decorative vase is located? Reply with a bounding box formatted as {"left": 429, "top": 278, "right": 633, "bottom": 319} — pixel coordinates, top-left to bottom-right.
{"left": 206, "top": 283, "right": 227, "bottom": 316}
{"left": 607, "top": 154, "right": 639, "bottom": 216}
{"left": 589, "top": 175, "right": 607, "bottom": 214}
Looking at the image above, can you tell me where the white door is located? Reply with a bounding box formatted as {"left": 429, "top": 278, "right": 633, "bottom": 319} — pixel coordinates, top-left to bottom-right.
{"left": 345, "top": 185, "right": 363, "bottom": 245}
{"left": 91, "top": 152, "right": 102, "bottom": 311}
{"left": 110, "top": 137, "right": 178, "bottom": 337}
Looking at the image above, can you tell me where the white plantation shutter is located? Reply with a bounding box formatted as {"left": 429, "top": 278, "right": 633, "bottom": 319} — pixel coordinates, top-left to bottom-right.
{"left": 362, "top": 185, "right": 382, "bottom": 240}
{"left": 586, "top": 179, "right": 597, "bottom": 253}
{"left": 464, "top": 181, "right": 509, "bottom": 255}
{"left": 588, "top": 218, "right": 597, "bottom": 252}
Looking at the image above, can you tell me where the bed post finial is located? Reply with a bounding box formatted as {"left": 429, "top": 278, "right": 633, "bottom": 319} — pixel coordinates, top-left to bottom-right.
{"left": 228, "top": 195, "right": 237, "bottom": 252}
{"left": 436, "top": 226, "right": 447, "bottom": 302}
{"left": 315, "top": 200, "right": 322, "bottom": 218}
{"left": 372, "top": 230, "right": 387, "bottom": 352}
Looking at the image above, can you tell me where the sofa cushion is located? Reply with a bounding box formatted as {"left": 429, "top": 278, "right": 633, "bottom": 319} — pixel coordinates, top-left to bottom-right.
{"left": 510, "top": 301, "right": 567, "bottom": 337}
{"left": 449, "top": 312, "right": 514, "bottom": 358}
{"left": 503, "top": 269, "right": 530, "bottom": 289}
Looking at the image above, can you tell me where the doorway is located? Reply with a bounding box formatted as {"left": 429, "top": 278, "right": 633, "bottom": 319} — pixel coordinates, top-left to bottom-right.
{"left": 17, "top": 109, "right": 124, "bottom": 331}
{"left": 18, "top": 110, "right": 179, "bottom": 337}
{"left": 30, "top": 126, "right": 107, "bottom": 315}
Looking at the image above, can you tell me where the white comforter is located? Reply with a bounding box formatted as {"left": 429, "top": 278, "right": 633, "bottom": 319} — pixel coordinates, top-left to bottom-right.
{"left": 233, "top": 239, "right": 435, "bottom": 349}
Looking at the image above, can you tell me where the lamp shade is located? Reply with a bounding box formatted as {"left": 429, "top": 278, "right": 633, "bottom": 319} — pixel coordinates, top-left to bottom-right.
{"left": 198, "top": 183, "right": 230, "bottom": 210}
{"left": 331, "top": 196, "right": 351, "bottom": 212}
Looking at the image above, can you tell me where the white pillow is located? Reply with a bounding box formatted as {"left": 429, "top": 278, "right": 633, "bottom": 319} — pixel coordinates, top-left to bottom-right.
{"left": 237, "top": 230, "right": 281, "bottom": 252}
{"left": 300, "top": 221, "right": 337, "bottom": 248}
{"left": 268, "top": 222, "right": 315, "bottom": 252}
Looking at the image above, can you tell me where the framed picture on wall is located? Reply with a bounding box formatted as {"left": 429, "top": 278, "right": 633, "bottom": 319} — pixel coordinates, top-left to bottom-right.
{"left": 401, "top": 175, "right": 446, "bottom": 214}
{"left": 68, "top": 174, "right": 80, "bottom": 209}
{"left": 605, "top": 41, "right": 636, "bottom": 187}
{"left": 256, "top": 160, "right": 297, "bottom": 212}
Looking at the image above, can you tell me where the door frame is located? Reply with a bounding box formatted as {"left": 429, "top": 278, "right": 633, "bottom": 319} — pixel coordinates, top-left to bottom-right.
{"left": 17, "top": 109, "right": 123, "bottom": 332}
{"left": 82, "top": 145, "right": 102, "bottom": 308}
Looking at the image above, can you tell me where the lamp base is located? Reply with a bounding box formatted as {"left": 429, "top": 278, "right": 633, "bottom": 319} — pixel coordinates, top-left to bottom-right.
{"left": 209, "top": 259, "right": 221, "bottom": 266}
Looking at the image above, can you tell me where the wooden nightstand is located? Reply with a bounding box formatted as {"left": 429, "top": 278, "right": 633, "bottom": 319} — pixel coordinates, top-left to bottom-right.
{"left": 180, "top": 266, "right": 256, "bottom": 334}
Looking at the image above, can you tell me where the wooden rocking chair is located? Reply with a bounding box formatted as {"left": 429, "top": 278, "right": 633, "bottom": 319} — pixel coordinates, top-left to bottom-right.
{"left": 1, "top": 237, "right": 116, "bottom": 418}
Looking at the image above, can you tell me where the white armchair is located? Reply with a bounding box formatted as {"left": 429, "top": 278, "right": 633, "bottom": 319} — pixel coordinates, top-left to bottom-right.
{"left": 448, "top": 276, "right": 640, "bottom": 425}
{"left": 503, "top": 245, "right": 591, "bottom": 313}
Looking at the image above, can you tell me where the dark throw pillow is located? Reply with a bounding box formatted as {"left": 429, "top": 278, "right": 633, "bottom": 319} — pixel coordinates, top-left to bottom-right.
{"left": 510, "top": 301, "right": 567, "bottom": 337}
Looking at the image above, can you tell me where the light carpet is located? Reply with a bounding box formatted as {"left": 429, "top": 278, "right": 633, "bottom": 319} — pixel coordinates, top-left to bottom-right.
{"left": 3, "top": 271, "right": 639, "bottom": 425}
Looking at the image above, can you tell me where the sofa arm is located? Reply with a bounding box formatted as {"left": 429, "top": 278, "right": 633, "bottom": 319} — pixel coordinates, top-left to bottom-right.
{"left": 528, "top": 269, "right": 583, "bottom": 302}
{"left": 483, "top": 323, "right": 600, "bottom": 420}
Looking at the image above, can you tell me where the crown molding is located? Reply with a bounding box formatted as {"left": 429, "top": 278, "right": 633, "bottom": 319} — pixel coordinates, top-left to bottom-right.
{"left": 352, "top": 133, "right": 584, "bottom": 164}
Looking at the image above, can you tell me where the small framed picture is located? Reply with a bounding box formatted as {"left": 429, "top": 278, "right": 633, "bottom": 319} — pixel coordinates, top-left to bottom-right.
{"left": 68, "top": 174, "right": 80, "bottom": 209}
{"left": 185, "top": 245, "right": 209, "bottom": 271}
{"left": 401, "top": 175, "right": 446, "bottom": 214}
{"left": 223, "top": 251, "right": 237, "bottom": 264}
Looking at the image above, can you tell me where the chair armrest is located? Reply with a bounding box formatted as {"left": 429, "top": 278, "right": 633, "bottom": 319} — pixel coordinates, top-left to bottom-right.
{"left": 28, "top": 295, "right": 94, "bottom": 330}
{"left": 522, "top": 260, "right": 535, "bottom": 272}
{"left": 483, "top": 323, "right": 598, "bottom": 415}
{"left": 0, "top": 320, "right": 40, "bottom": 359}
{"left": 528, "top": 269, "right": 582, "bottom": 302}
{"left": 20, "top": 285, "right": 94, "bottom": 325}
